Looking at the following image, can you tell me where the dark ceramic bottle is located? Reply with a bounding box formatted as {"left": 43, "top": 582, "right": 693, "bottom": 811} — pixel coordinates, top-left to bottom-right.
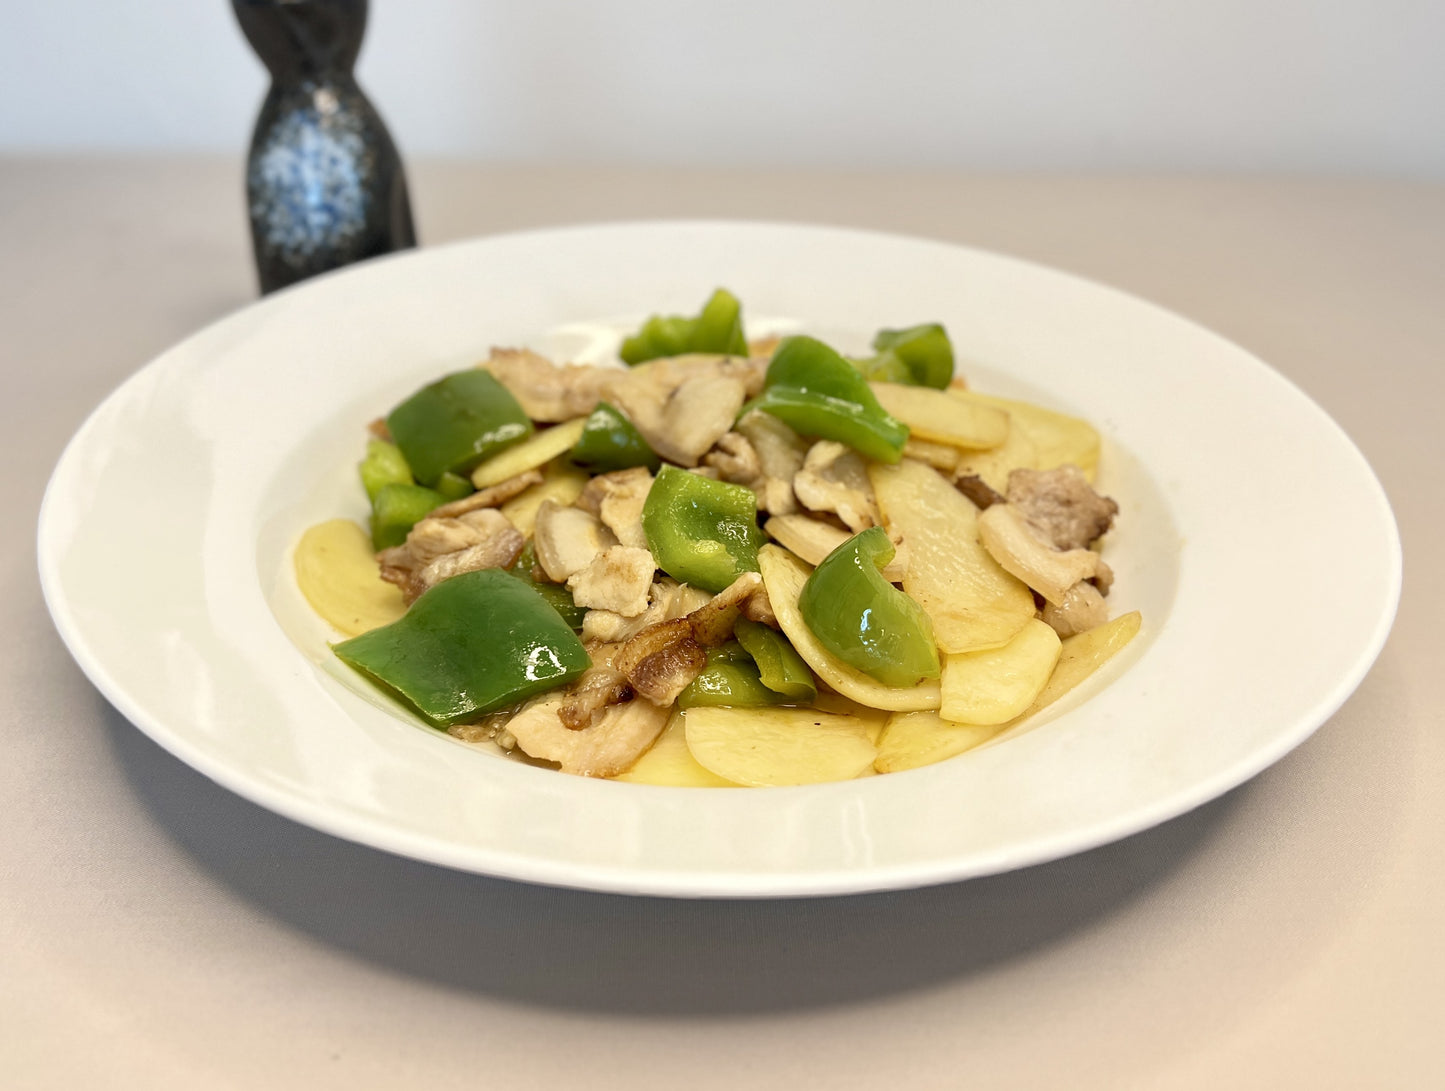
{"left": 234, "top": 0, "right": 416, "bottom": 294}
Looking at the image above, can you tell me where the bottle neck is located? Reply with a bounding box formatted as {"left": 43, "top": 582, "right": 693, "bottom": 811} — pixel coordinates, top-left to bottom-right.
{"left": 233, "top": 0, "right": 367, "bottom": 84}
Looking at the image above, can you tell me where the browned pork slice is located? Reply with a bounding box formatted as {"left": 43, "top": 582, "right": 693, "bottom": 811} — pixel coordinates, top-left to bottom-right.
{"left": 976, "top": 464, "right": 1121, "bottom": 634}
{"left": 566, "top": 546, "right": 656, "bottom": 617}
{"left": 1041, "top": 581, "right": 1109, "bottom": 638}
{"left": 426, "top": 469, "right": 542, "bottom": 520}
{"left": 532, "top": 501, "right": 617, "bottom": 582}
{"left": 612, "top": 572, "right": 769, "bottom": 705}
{"left": 976, "top": 502, "right": 1102, "bottom": 607}
{"left": 377, "top": 508, "right": 524, "bottom": 603}
{"left": 580, "top": 579, "right": 712, "bottom": 644}
{"left": 736, "top": 410, "right": 808, "bottom": 514}
{"left": 575, "top": 466, "right": 653, "bottom": 549}
{"left": 1006, "top": 465, "right": 1117, "bottom": 551}
{"left": 793, "top": 441, "right": 879, "bottom": 532}
{"left": 505, "top": 691, "right": 671, "bottom": 777}
{"left": 482, "top": 347, "right": 617, "bottom": 422}
{"left": 611, "top": 371, "right": 748, "bottom": 467}
{"left": 558, "top": 643, "right": 633, "bottom": 732}
{"left": 705, "top": 412, "right": 811, "bottom": 517}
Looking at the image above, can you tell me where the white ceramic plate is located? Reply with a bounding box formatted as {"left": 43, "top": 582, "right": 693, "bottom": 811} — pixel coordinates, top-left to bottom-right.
{"left": 38, "top": 221, "right": 1400, "bottom": 898}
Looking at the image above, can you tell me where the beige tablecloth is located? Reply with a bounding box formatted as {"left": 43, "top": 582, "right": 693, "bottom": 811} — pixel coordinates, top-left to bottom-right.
{"left": 3, "top": 159, "right": 1440, "bottom": 1089}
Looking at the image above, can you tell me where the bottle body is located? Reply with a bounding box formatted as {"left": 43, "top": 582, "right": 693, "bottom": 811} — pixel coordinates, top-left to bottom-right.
{"left": 235, "top": 0, "right": 415, "bottom": 294}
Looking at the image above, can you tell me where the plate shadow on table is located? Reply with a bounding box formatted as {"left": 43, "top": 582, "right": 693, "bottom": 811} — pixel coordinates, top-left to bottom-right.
{"left": 103, "top": 698, "right": 1239, "bottom": 1017}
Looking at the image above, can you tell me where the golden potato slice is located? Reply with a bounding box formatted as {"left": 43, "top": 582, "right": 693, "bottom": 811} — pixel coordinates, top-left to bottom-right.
{"left": 950, "top": 390, "right": 1099, "bottom": 480}
{"left": 293, "top": 519, "right": 406, "bottom": 637}
{"left": 868, "top": 459, "right": 1035, "bottom": 653}
{"left": 875, "top": 612, "right": 1140, "bottom": 774}
{"left": 953, "top": 418, "right": 1040, "bottom": 494}
{"left": 757, "top": 545, "right": 941, "bottom": 711}
{"left": 874, "top": 711, "right": 1007, "bottom": 774}
{"left": 471, "top": 416, "right": 587, "bottom": 488}
{"left": 902, "top": 436, "right": 960, "bottom": 473}
{"left": 683, "top": 706, "right": 878, "bottom": 787}
{"left": 869, "top": 382, "right": 1009, "bottom": 450}
{"left": 499, "top": 458, "right": 589, "bottom": 536}
{"left": 940, "top": 617, "right": 1063, "bottom": 724}
{"left": 763, "top": 514, "right": 907, "bottom": 582}
{"left": 810, "top": 688, "right": 890, "bottom": 744}
{"left": 614, "top": 711, "right": 739, "bottom": 787}
{"left": 1022, "top": 610, "right": 1141, "bottom": 717}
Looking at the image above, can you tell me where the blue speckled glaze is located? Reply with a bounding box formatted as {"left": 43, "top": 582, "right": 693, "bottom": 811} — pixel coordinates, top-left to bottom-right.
{"left": 235, "top": 0, "right": 415, "bottom": 294}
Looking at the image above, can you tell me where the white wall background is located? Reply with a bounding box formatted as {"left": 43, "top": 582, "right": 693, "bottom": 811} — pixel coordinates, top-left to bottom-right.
{"left": 2, "top": 0, "right": 1442, "bottom": 176}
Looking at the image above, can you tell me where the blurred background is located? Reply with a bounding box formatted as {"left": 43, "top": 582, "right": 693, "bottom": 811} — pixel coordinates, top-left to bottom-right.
{"left": 3, "top": 0, "right": 1442, "bottom": 176}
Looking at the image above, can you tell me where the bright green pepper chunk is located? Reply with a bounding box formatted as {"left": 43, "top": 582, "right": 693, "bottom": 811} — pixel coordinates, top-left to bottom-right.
{"left": 385, "top": 370, "right": 533, "bottom": 486}
{"left": 359, "top": 439, "right": 413, "bottom": 502}
{"left": 334, "top": 568, "right": 591, "bottom": 728}
{"left": 619, "top": 288, "right": 748, "bottom": 365}
{"left": 434, "top": 471, "right": 475, "bottom": 502}
{"left": 752, "top": 336, "right": 909, "bottom": 464}
{"left": 799, "top": 526, "right": 940, "bottom": 688}
{"left": 641, "top": 465, "right": 767, "bottom": 594}
{"left": 570, "top": 401, "right": 662, "bottom": 473}
{"left": 852, "top": 324, "right": 954, "bottom": 389}
{"left": 849, "top": 352, "right": 912, "bottom": 385}
{"left": 370, "top": 482, "right": 444, "bottom": 551}
{"left": 734, "top": 618, "right": 816, "bottom": 701}
{"left": 677, "top": 642, "right": 788, "bottom": 709}
{"left": 507, "top": 542, "right": 586, "bottom": 632}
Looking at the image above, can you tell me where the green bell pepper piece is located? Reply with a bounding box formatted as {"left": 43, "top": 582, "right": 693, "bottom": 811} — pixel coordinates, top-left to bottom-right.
{"left": 434, "top": 471, "right": 475, "bottom": 502}
{"left": 752, "top": 336, "right": 909, "bottom": 464}
{"left": 333, "top": 568, "right": 591, "bottom": 728}
{"left": 359, "top": 439, "right": 414, "bottom": 502}
{"left": 799, "top": 526, "right": 940, "bottom": 688}
{"left": 641, "top": 465, "right": 767, "bottom": 593}
{"left": 385, "top": 369, "right": 533, "bottom": 486}
{"left": 619, "top": 288, "right": 748, "bottom": 365}
{"left": 507, "top": 542, "right": 587, "bottom": 632}
{"left": 370, "top": 482, "right": 444, "bottom": 551}
{"left": 677, "top": 642, "right": 788, "bottom": 709}
{"left": 570, "top": 401, "right": 662, "bottom": 473}
{"left": 851, "top": 324, "right": 954, "bottom": 389}
{"left": 733, "top": 618, "right": 816, "bottom": 701}
{"left": 849, "top": 352, "right": 912, "bottom": 385}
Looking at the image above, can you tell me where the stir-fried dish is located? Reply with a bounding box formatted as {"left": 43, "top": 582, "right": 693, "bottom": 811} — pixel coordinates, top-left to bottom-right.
{"left": 293, "top": 289, "right": 1140, "bottom": 786}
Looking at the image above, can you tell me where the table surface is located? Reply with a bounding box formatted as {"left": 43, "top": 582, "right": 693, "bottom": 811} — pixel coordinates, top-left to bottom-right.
{"left": 3, "top": 158, "right": 1440, "bottom": 1090}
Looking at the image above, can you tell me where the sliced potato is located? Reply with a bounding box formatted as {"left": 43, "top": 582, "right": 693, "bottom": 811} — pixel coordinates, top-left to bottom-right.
{"left": 810, "top": 688, "right": 890, "bottom": 744}
{"left": 868, "top": 459, "right": 1035, "bottom": 653}
{"left": 940, "top": 618, "right": 1062, "bottom": 724}
{"left": 950, "top": 390, "right": 1099, "bottom": 480}
{"left": 1022, "top": 610, "right": 1140, "bottom": 718}
{"left": 614, "top": 711, "right": 739, "bottom": 787}
{"left": 499, "top": 458, "right": 589, "bottom": 536}
{"left": 874, "top": 612, "right": 1140, "bottom": 773}
{"left": 471, "top": 416, "right": 587, "bottom": 488}
{"left": 953, "top": 418, "right": 1040, "bottom": 494}
{"left": 763, "top": 514, "right": 906, "bottom": 582}
{"left": 293, "top": 519, "right": 406, "bottom": 637}
{"left": 758, "top": 544, "right": 941, "bottom": 712}
{"left": 902, "top": 436, "right": 960, "bottom": 473}
{"left": 874, "top": 711, "right": 1007, "bottom": 774}
{"left": 870, "top": 382, "right": 1009, "bottom": 450}
{"left": 683, "top": 706, "right": 878, "bottom": 787}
